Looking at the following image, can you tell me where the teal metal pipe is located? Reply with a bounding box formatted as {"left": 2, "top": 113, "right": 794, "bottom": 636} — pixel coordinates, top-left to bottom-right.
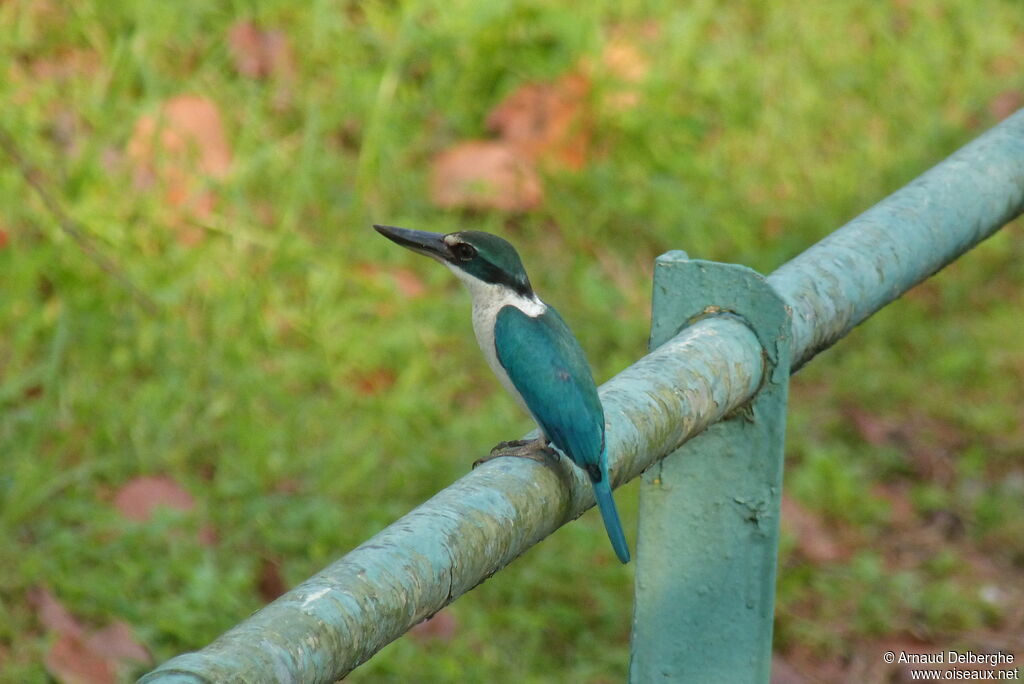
{"left": 770, "top": 109, "right": 1024, "bottom": 370}
{"left": 142, "top": 109, "right": 1024, "bottom": 682}
{"left": 140, "top": 316, "right": 766, "bottom": 683}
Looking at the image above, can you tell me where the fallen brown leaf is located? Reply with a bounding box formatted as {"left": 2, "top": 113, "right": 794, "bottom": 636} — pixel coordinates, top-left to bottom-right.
{"left": 47, "top": 633, "right": 116, "bottom": 684}
{"left": 847, "top": 408, "right": 962, "bottom": 484}
{"left": 48, "top": 108, "right": 87, "bottom": 158}
{"left": 602, "top": 39, "right": 649, "bottom": 83}
{"left": 198, "top": 523, "right": 219, "bottom": 547}
{"left": 29, "top": 587, "right": 85, "bottom": 639}
{"left": 904, "top": 279, "right": 944, "bottom": 314}
{"left": 486, "top": 73, "right": 591, "bottom": 171}
{"left": 430, "top": 141, "right": 542, "bottom": 211}
{"left": 352, "top": 368, "right": 397, "bottom": 396}
{"left": 390, "top": 267, "right": 427, "bottom": 298}
{"left": 409, "top": 610, "right": 459, "bottom": 643}
{"left": 113, "top": 475, "right": 195, "bottom": 522}
{"left": 127, "top": 95, "right": 231, "bottom": 181}
{"left": 7, "top": 47, "right": 103, "bottom": 107}
{"left": 228, "top": 21, "right": 294, "bottom": 80}
{"left": 126, "top": 95, "right": 232, "bottom": 244}
{"left": 257, "top": 558, "right": 288, "bottom": 602}
{"left": 770, "top": 654, "right": 809, "bottom": 684}
{"left": 989, "top": 90, "right": 1023, "bottom": 121}
{"left": 85, "top": 622, "right": 151, "bottom": 666}
{"left": 429, "top": 65, "right": 598, "bottom": 210}
{"left": 848, "top": 408, "right": 896, "bottom": 447}
{"left": 871, "top": 483, "right": 916, "bottom": 528}
{"left": 30, "top": 587, "right": 151, "bottom": 684}
{"left": 27, "top": 48, "right": 102, "bottom": 83}
{"left": 599, "top": 38, "right": 650, "bottom": 111}
{"left": 356, "top": 263, "right": 428, "bottom": 298}
{"left": 780, "top": 494, "right": 844, "bottom": 563}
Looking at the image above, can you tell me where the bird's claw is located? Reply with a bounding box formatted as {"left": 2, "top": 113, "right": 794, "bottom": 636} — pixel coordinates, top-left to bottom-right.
{"left": 489, "top": 439, "right": 534, "bottom": 456}
{"left": 473, "top": 438, "right": 558, "bottom": 469}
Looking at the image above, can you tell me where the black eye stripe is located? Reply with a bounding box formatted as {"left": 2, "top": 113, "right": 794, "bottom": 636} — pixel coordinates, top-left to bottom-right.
{"left": 475, "top": 260, "right": 533, "bottom": 298}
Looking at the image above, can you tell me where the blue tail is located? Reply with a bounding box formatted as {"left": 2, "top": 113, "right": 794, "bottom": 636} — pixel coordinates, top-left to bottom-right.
{"left": 592, "top": 475, "right": 630, "bottom": 564}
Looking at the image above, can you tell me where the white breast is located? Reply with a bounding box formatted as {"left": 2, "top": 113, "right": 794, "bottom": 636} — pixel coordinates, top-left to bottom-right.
{"left": 445, "top": 263, "right": 546, "bottom": 417}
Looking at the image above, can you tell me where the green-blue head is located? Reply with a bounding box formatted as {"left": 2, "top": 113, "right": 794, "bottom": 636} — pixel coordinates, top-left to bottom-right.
{"left": 374, "top": 225, "right": 533, "bottom": 297}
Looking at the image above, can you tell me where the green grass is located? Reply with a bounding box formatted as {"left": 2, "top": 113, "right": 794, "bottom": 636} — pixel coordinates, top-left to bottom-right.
{"left": 2, "top": 0, "right": 1023, "bottom": 681}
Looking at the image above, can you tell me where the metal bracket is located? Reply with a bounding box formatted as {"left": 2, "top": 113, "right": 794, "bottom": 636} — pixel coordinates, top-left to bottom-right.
{"left": 630, "top": 250, "right": 792, "bottom": 683}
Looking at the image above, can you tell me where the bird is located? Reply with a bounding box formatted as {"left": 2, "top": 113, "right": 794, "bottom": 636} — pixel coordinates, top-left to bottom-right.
{"left": 374, "top": 224, "right": 630, "bottom": 564}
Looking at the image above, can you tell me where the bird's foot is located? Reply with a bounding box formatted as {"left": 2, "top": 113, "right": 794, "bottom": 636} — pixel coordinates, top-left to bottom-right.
{"left": 473, "top": 438, "right": 558, "bottom": 469}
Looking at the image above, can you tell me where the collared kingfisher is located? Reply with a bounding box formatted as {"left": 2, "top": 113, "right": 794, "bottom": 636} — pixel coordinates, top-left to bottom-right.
{"left": 374, "top": 224, "right": 630, "bottom": 564}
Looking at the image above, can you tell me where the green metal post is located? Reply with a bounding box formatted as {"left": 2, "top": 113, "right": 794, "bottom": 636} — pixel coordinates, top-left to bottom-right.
{"left": 630, "top": 252, "right": 792, "bottom": 682}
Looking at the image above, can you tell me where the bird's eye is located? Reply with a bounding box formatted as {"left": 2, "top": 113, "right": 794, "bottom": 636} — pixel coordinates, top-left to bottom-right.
{"left": 451, "top": 243, "right": 477, "bottom": 261}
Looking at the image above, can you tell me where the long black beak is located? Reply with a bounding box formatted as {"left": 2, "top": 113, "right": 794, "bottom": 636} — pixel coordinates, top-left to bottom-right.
{"left": 373, "top": 225, "right": 452, "bottom": 261}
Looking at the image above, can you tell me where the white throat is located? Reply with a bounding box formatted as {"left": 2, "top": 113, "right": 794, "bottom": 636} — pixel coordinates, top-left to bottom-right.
{"left": 446, "top": 263, "right": 546, "bottom": 414}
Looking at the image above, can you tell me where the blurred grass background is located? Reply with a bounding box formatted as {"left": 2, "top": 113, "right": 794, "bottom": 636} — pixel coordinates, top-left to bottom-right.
{"left": 2, "top": 0, "right": 1023, "bottom": 681}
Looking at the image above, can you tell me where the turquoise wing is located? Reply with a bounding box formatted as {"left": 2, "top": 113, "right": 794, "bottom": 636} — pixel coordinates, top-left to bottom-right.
{"left": 495, "top": 304, "right": 631, "bottom": 563}
{"left": 493, "top": 304, "right": 605, "bottom": 474}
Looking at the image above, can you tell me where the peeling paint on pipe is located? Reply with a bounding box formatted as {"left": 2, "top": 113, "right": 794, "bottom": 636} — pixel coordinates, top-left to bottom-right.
{"left": 142, "top": 110, "right": 1024, "bottom": 683}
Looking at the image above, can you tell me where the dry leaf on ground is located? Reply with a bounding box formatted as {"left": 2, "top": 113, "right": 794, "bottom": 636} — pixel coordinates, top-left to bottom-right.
{"left": 356, "top": 263, "right": 428, "bottom": 298}
{"left": 85, "top": 622, "right": 152, "bottom": 664}
{"left": 989, "top": 91, "right": 1023, "bottom": 121}
{"left": 847, "top": 408, "right": 962, "bottom": 483}
{"left": 486, "top": 72, "right": 591, "bottom": 171}
{"left": 29, "top": 586, "right": 85, "bottom": 639}
{"left": 602, "top": 38, "right": 650, "bottom": 84}
{"left": 430, "top": 141, "right": 542, "bottom": 211}
{"left": 593, "top": 27, "right": 655, "bottom": 113}
{"left": 257, "top": 558, "right": 288, "bottom": 602}
{"left": 127, "top": 95, "right": 231, "bottom": 184}
{"left": 7, "top": 47, "right": 102, "bottom": 107}
{"left": 113, "top": 475, "right": 195, "bottom": 522}
{"left": 770, "top": 655, "right": 809, "bottom": 684}
{"left": 29, "top": 587, "right": 151, "bottom": 684}
{"left": 47, "top": 633, "right": 116, "bottom": 684}
{"left": 389, "top": 267, "right": 427, "bottom": 298}
{"left": 228, "top": 21, "right": 294, "bottom": 80}
{"left": 27, "top": 48, "right": 102, "bottom": 83}
{"left": 780, "top": 494, "right": 845, "bottom": 563}
{"left": 409, "top": 610, "right": 459, "bottom": 643}
{"left": 125, "top": 95, "right": 232, "bottom": 243}
{"left": 428, "top": 34, "right": 657, "bottom": 209}
{"left": 227, "top": 20, "right": 295, "bottom": 109}
{"left": 351, "top": 368, "right": 397, "bottom": 396}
